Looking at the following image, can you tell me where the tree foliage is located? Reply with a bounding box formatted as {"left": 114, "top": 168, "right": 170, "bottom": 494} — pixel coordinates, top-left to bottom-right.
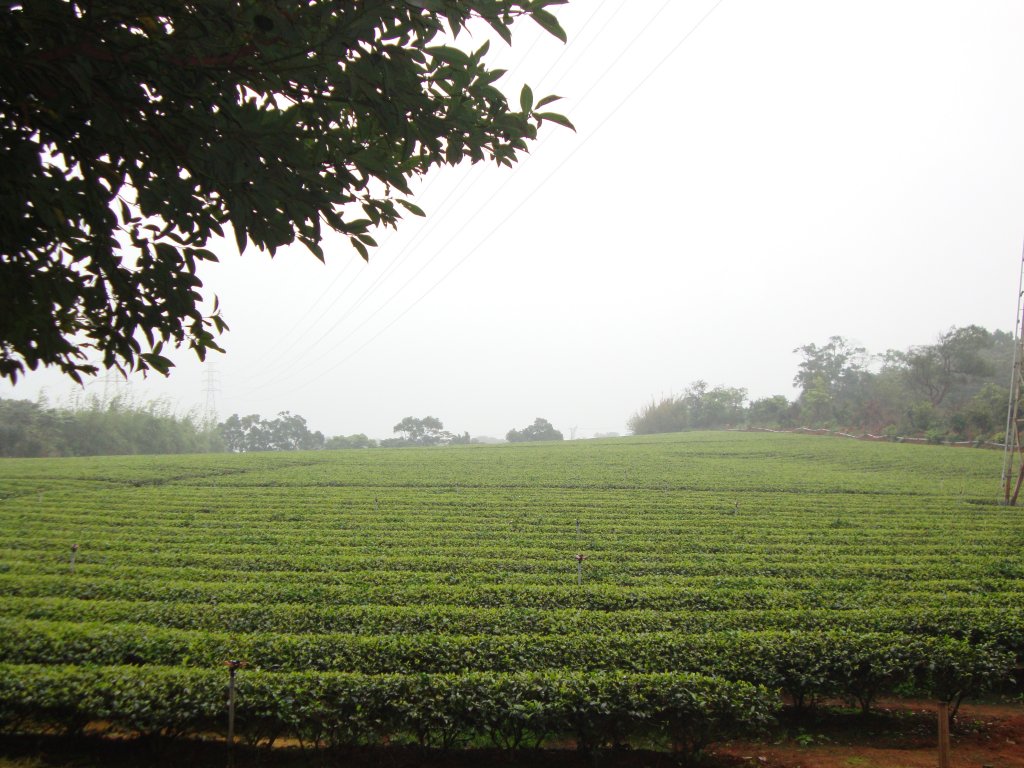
{"left": 506, "top": 417, "right": 563, "bottom": 442}
{"left": 629, "top": 382, "right": 748, "bottom": 435}
{"left": 890, "top": 325, "right": 996, "bottom": 408}
{"left": 629, "top": 326, "right": 1014, "bottom": 441}
{"left": 0, "top": 1, "right": 571, "bottom": 383}
{"left": 0, "top": 394, "right": 222, "bottom": 457}
{"left": 219, "top": 411, "right": 324, "bottom": 452}
{"left": 390, "top": 415, "right": 452, "bottom": 446}
{"left": 324, "top": 433, "right": 377, "bottom": 450}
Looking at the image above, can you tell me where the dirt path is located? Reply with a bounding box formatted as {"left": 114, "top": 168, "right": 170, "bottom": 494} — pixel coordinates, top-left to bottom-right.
{"left": 712, "top": 701, "right": 1024, "bottom": 768}
{"left": 2, "top": 700, "right": 1022, "bottom": 768}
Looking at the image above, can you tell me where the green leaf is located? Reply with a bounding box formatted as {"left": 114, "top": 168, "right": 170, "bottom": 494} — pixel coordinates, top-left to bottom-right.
{"left": 536, "top": 112, "right": 576, "bottom": 131}
{"left": 153, "top": 242, "right": 180, "bottom": 263}
{"left": 485, "top": 17, "right": 513, "bottom": 45}
{"left": 140, "top": 353, "right": 174, "bottom": 376}
{"left": 535, "top": 94, "right": 563, "bottom": 109}
{"left": 530, "top": 9, "right": 567, "bottom": 43}
{"left": 398, "top": 200, "right": 426, "bottom": 217}
{"left": 427, "top": 46, "right": 470, "bottom": 66}
{"left": 519, "top": 84, "right": 533, "bottom": 114}
{"left": 234, "top": 225, "right": 248, "bottom": 255}
{"left": 351, "top": 238, "right": 369, "bottom": 261}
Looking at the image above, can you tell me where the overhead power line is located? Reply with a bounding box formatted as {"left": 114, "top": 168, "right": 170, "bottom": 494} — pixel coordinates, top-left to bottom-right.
{"left": 291, "top": 0, "right": 729, "bottom": 392}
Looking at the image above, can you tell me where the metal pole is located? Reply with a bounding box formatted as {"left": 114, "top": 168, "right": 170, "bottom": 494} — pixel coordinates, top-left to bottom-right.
{"left": 1002, "top": 241, "right": 1024, "bottom": 503}
{"left": 225, "top": 659, "right": 246, "bottom": 766}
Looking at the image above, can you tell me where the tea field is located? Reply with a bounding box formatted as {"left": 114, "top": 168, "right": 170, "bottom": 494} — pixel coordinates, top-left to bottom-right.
{"left": 0, "top": 431, "right": 1021, "bottom": 755}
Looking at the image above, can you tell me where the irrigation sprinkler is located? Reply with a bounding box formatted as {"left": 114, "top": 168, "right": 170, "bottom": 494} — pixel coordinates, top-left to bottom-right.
{"left": 69, "top": 543, "right": 78, "bottom": 574}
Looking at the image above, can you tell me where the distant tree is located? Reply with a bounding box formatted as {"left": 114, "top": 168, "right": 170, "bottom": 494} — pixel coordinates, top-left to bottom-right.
{"left": 0, "top": 1, "right": 572, "bottom": 384}
{"left": 793, "top": 337, "right": 867, "bottom": 396}
{"left": 506, "top": 417, "right": 563, "bottom": 442}
{"left": 793, "top": 337, "right": 870, "bottom": 425}
{"left": 325, "top": 434, "right": 377, "bottom": 450}
{"left": 629, "top": 382, "right": 746, "bottom": 435}
{"left": 219, "top": 411, "right": 322, "bottom": 452}
{"left": 268, "top": 412, "right": 324, "bottom": 451}
{"left": 892, "top": 326, "right": 995, "bottom": 408}
{"left": 747, "top": 395, "right": 794, "bottom": 428}
{"left": 963, "top": 382, "right": 1008, "bottom": 437}
{"left": 0, "top": 399, "right": 63, "bottom": 457}
{"left": 218, "top": 414, "right": 247, "bottom": 453}
{"left": 391, "top": 416, "right": 451, "bottom": 446}
{"left": 691, "top": 383, "right": 747, "bottom": 428}
{"left": 628, "top": 396, "right": 690, "bottom": 435}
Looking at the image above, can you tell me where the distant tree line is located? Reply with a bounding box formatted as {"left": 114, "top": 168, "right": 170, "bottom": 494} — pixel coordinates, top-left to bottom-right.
{"left": 630, "top": 325, "right": 1015, "bottom": 442}
{"left": 0, "top": 394, "right": 222, "bottom": 458}
{"left": 218, "top": 414, "right": 475, "bottom": 452}
{"left": 0, "top": 403, "right": 515, "bottom": 457}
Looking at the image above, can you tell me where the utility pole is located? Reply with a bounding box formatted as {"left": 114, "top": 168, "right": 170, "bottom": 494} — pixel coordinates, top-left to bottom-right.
{"left": 1002, "top": 243, "right": 1024, "bottom": 505}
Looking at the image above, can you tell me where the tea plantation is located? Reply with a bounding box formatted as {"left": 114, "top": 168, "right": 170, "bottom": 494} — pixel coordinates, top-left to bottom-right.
{"left": 0, "top": 432, "right": 1020, "bottom": 755}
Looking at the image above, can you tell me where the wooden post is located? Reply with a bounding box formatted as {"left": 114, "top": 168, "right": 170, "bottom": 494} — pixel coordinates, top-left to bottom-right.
{"left": 937, "top": 701, "right": 951, "bottom": 768}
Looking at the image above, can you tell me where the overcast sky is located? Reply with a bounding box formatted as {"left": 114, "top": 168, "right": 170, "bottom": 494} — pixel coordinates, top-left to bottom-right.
{"left": 5, "top": 0, "right": 1024, "bottom": 440}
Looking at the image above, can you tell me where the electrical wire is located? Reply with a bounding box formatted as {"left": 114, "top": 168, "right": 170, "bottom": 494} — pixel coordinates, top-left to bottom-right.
{"left": 290, "top": 0, "right": 729, "bottom": 391}
{"left": 241, "top": 3, "right": 620, "bottom": 389}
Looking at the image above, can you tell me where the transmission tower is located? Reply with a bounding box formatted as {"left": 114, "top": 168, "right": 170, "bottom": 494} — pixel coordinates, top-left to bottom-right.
{"left": 202, "top": 364, "right": 221, "bottom": 426}
{"left": 1001, "top": 248, "right": 1024, "bottom": 504}
{"left": 99, "top": 370, "right": 129, "bottom": 406}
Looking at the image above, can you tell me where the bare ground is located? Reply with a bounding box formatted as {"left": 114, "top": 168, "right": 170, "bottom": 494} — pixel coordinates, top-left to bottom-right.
{"left": 1, "top": 699, "right": 1021, "bottom": 768}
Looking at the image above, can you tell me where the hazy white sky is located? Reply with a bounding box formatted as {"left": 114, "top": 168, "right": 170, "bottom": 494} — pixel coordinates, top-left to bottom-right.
{"left": 5, "top": 0, "right": 1024, "bottom": 440}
